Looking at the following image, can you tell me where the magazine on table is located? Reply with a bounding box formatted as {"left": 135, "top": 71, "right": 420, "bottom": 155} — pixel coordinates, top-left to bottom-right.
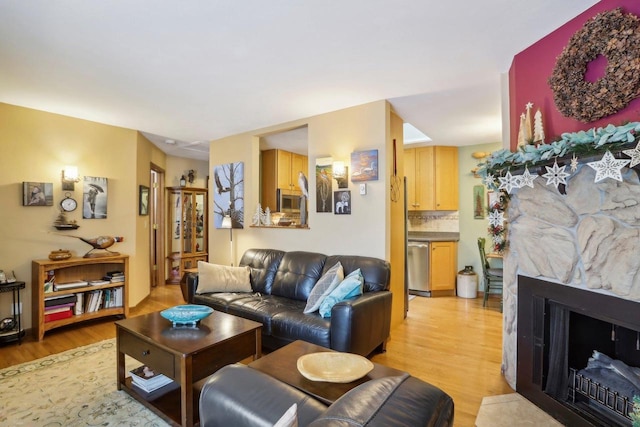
{"left": 129, "top": 365, "right": 174, "bottom": 392}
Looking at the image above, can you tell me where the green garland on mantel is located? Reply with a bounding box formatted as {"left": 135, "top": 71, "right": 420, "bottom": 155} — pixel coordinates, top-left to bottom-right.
{"left": 477, "top": 121, "right": 640, "bottom": 187}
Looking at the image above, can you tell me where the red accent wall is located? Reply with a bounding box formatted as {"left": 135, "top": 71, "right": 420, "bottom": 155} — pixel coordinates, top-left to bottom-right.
{"left": 509, "top": 0, "right": 640, "bottom": 150}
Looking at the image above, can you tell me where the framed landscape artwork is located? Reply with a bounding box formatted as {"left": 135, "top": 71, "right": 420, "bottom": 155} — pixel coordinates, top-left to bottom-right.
{"left": 350, "top": 150, "right": 378, "bottom": 182}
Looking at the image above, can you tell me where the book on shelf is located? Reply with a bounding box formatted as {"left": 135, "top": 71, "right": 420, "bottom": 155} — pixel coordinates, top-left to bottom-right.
{"left": 44, "top": 308, "right": 73, "bottom": 322}
{"left": 53, "top": 280, "right": 89, "bottom": 291}
{"left": 44, "top": 302, "right": 75, "bottom": 314}
{"left": 89, "top": 279, "right": 111, "bottom": 286}
{"left": 75, "top": 292, "right": 84, "bottom": 315}
{"left": 129, "top": 365, "right": 174, "bottom": 393}
{"left": 130, "top": 380, "right": 179, "bottom": 401}
{"left": 44, "top": 294, "right": 77, "bottom": 307}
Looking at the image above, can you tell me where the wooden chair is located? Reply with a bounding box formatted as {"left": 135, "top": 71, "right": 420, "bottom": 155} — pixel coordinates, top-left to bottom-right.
{"left": 478, "top": 237, "right": 504, "bottom": 311}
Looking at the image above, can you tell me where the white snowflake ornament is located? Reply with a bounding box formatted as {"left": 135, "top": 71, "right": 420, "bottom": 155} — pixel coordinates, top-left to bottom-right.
{"left": 587, "top": 151, "right": 630, "bottom": 182}
{"left": 498, "top": 171, "right": 520, "bottom": 194}
{"left": 483, "top": 173, "right": 496, "bottom": 189}
{"left": 542, "top": 161, "right": 570, "bottom": 188}
{"left": 488, "top": 209, "right": 505, "bottom": 228}
{"left": 622, "top": 141, "right": 640, "bottom": 168}
{"left": 518, "top": 167, "right": 538, "bottom": 188}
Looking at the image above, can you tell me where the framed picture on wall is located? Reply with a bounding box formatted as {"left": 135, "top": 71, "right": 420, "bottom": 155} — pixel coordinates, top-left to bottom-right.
{"left": 22, "top": 182, "right": 53, "bottom": 206}
{"left": 350, "top": 150, "right": 378, "bottom": 182}
{"left": 334, "top": 190, "right": 351, "bottom": 215}
{"left": 315, "top": 157, "right": 333, "bottom": 213}
{"left": 83, "top": 176, "right": 108, "bottom": 219}
{"left": 473, "top": 185, "right": 485, "bottom": 219}
{"left": 139, "top": 185, "right": 149, "bottom": 215}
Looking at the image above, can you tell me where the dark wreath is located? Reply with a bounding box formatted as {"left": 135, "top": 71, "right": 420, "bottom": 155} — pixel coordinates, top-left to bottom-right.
{"left": 548, "top": 8, "right": 640, "bottom": 123}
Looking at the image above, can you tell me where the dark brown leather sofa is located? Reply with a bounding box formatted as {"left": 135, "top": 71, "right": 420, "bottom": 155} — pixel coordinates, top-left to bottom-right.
{"left": 183, "top": 248, "right": 392, "bottom": 356}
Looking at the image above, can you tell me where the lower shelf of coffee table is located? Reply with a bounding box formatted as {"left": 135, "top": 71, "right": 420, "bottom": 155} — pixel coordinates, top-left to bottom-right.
{"left": 121, "top": 377, "right": 208, "bottom": 427}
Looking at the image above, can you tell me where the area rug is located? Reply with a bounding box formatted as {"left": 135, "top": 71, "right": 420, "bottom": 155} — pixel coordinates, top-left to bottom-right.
{"left": 0, "top": 339, "right": 169, "bottom": 426}
{"left": 475, "top": 393, "right": 563, "bottom": 426}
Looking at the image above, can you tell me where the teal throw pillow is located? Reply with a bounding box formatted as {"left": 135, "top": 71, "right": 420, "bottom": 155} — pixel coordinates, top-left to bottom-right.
{"left": 318, "top": 268, "right": 364, "bottom": 318}
{"left": 303, "top": 262, "right": 344, "bottom": 314}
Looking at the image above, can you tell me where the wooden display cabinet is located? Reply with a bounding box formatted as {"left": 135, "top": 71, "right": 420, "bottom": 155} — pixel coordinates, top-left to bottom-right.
{"left": 32, "top": 255, "right": 129, "bottom": 341}
{"left": 166, "top": 187, "right": 208, "bottom": 284}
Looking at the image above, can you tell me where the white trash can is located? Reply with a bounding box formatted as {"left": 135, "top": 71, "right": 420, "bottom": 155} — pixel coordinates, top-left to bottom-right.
{"left": 457, "top": 266, "right": 478, "bottom": 298}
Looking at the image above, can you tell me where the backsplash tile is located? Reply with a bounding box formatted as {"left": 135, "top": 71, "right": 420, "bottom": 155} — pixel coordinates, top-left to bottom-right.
{"left": 408, "top": 211, "right": 459, "bottom": 232}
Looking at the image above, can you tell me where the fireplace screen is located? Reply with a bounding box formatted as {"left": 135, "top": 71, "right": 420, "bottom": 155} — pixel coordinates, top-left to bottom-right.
{"left": 517, "top": 276, "right": 640, "bottom": 426}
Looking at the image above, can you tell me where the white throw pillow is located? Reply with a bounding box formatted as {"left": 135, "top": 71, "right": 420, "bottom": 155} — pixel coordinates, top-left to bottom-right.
{"left": 273, "top": 403, "right": 298, "bottom": 427}
{"left": 195, "top": 261, "right": 252, "bottom": 294}
{"left": 303, "top": 262, "right": 344, "bottom": 314}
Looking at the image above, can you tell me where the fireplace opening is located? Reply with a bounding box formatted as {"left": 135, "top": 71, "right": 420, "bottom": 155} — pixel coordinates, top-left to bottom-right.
{"left": 517, "top": 276, "right": 640, "bottom": 426}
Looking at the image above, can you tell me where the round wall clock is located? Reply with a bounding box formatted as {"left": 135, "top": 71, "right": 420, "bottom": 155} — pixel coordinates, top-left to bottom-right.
{"left": 60, "top": 192, "right": 78, "bottom": 212}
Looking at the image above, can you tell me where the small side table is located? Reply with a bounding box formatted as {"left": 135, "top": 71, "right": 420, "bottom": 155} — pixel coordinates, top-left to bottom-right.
{"left": 0, "top": 281, "right": 25, "bottom": 345}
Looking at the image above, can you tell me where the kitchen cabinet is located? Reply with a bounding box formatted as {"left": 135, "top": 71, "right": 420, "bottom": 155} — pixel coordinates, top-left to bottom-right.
{"left": 430, "top": 241, "right": 457, "bottom": 293}
{"left": 261, "top": 149, "right": 308, "bottom": 211}
{"left": 166, "top": 187, "right": 208, "bottom": 284}
{"left": 405, "top": 146, "right": 458, "bottom": 211}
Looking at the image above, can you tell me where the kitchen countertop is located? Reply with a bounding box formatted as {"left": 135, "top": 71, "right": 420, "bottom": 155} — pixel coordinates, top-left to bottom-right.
{"left": 408, "top": 232, "right": 460, "bottom": 242}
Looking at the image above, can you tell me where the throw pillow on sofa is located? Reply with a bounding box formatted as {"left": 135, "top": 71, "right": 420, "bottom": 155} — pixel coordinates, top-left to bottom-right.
{"left": 318, "top": 268, "right": 364, "bottom": 318}
{"left": 196, "top": 261, "right": 253, "bottom": 294}
{"left": 303, "top": 262, "right": 344, "bottom": 314}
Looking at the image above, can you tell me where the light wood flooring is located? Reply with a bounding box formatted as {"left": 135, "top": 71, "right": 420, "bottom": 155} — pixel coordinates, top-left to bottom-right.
{"left": 0, "top": 285, "right": 512, "bottom": 427}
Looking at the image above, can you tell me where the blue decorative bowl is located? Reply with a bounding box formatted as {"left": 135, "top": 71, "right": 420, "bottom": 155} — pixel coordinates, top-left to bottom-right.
{"left": 160, "top": 304, "right": 214, "bottom": 326}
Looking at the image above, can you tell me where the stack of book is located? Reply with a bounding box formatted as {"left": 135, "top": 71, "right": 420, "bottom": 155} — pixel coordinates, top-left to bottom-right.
{"left": 129, "top": 365, "right": 178, "bottom": 401}
{"left": 44, "top": 294, "right": 77, "bottom": 322}
{"left": 104, "top": 271, "right": 125, "bottom": 283}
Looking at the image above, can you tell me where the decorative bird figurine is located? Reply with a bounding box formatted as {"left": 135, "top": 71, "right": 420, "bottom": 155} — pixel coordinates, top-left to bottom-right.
{"left": 298, "top": 171, "right": 309, "bottom": 199}
{"left": 54, "top": 233, "right": 122, "bottom": 258}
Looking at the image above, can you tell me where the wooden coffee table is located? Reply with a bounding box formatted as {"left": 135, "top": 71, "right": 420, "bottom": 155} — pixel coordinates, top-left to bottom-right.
{"left": 248, "top": 340, "right": 405, "bottom": 404}
{"left": 115, "top": 310, "right": 262, "bottom": 427}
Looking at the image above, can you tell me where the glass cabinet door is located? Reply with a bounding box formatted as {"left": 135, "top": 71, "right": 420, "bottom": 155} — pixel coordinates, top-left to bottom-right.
{"left": 166, "top": 187, "right": 208, "bottom": 284}
{"left": 195, "top": 191, "right": 206, "bottom": 254}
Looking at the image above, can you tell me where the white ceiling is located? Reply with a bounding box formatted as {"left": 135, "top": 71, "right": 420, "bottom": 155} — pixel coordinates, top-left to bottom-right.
{"left": 0, "top": 1, "right": 599, "bottom": 161}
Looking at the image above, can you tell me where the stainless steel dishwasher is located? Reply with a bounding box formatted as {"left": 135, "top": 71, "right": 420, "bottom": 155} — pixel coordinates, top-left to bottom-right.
{"left": 407, "top": 240, "right": 430, "bottom": 296}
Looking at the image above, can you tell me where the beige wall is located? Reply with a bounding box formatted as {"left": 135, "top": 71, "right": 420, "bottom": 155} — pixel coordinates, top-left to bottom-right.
{"left": 209, "top": 101, "right": 405, "bottom": 324}
{"left": 166, "top": 156, "right": 209, "bottom": 189}
{"left": 0, "top": 103, "right": 172, "bottom": 330}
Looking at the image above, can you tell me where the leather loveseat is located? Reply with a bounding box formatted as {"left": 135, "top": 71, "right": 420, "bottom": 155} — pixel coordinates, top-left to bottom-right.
{"left": 183, "top": 248, "right": 392, "bottom": 356}
{"left": 199, "top": 363, "right": 455, "bottom": 427}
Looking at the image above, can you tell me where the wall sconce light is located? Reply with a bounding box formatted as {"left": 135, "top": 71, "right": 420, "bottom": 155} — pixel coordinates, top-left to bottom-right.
{"left": 333, "top": 161, "right": 349, "bottom": 188}
{"left": 62, "top": 166, "right": 81, "bottom": 190}
{"left": 220, "top": 214, "right": 234, "bottom": 266}
{"left": 188, "top": 169, "right": 195, "bottom": 184}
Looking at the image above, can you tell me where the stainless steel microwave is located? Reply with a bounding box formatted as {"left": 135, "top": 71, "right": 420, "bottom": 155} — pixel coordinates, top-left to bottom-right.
{"left": 277, "top": 188, "right": 302, "bottom": 213}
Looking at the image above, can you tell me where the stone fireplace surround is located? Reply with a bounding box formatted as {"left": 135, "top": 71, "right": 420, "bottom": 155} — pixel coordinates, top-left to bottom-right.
{"left": 501, "top": 160, "right": 640, "bottom": 420}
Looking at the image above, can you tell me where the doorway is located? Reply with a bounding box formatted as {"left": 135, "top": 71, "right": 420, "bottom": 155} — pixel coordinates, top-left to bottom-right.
{"left": 150, "top": 165, "right": 165, "bottom": 287}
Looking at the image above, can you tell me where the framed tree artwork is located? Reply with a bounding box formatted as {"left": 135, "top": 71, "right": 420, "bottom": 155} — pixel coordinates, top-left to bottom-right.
{"left": 213, "top": 162, "right": 244, "bottom": 229}
{"left": 473, "top": 185, "right": 485, "bottom": 219}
